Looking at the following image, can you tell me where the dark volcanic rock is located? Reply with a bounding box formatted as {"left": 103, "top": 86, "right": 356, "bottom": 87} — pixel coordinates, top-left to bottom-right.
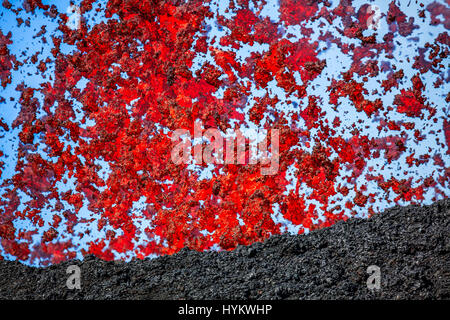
{"left": 0, "top": 199, "right": 449, "bottom": 300}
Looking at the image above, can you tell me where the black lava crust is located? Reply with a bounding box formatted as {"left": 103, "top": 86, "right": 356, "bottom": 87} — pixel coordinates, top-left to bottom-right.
{"left": 0, "top": 199, "right": 449, "bottom": 300}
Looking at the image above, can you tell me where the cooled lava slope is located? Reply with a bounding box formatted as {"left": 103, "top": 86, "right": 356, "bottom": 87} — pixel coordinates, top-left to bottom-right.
{"left": 0, "top": 199, "right": 449, "bottom": 299}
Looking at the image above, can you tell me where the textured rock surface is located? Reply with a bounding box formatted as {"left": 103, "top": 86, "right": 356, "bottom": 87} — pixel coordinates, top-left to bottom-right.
{"left": 0, "top": 199, "right": 449, "bottom": 300}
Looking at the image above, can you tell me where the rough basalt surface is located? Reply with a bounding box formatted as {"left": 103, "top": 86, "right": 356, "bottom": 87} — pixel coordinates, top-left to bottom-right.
{"left": 0, "top": 199, "right": 449, "bottom": 300}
